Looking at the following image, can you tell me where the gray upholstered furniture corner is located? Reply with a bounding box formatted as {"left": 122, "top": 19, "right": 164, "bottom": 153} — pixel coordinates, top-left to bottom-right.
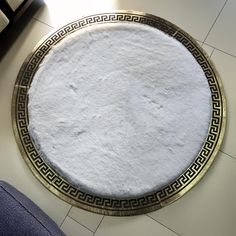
{"left": 0, "top": 180, "right": 65, "bottom": 236}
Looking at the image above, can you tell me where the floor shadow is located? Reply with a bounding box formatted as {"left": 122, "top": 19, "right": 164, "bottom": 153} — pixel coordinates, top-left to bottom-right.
{"left": 0, "top": 0, "right": 45, "bottom": 62}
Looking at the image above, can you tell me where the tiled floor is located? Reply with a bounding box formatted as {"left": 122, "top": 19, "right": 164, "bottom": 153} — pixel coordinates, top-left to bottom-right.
{"left": 0, "top": 0, "right": 235, "bottom": 235}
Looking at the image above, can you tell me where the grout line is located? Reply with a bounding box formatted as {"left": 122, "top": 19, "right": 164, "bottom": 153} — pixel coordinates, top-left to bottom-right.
{"left": 203, "top": 41, "right": 236, "bottom": 58}
{"left": 67, "top": 215, "right": 95, "bottom": 233}
{"left": 146, "top": 215, "right": 182, "bottom": 236}
{"left": 59, "top": 205, "right": 73, "bottom": 227}
{"left": 93, "top": 215, "right": 105, "bottom": 235}
{"left": 220, "top": 150, "right": 236, "bottom": 160}
{"left": 203, "top": 42, "right": 215, "bottom": 48}
{"left": 195, "top": 39, "right": 236, "bottom": 58}
{"left": 210, "top": 48, "right": 215, "bottom": 57}
{"left": 189, "top": 38, "right": 235, "bottom": 59}
{"left": 32, "top": 17, "right": 54, "bottom": 29}
{"left": 67, "top": 205, "right": 73, "bottom": 215}
{"left": 203, "top": 0, "right": 228, "bottom": 43}
{"left": 196, "top": 40, "right": 215, "bottom": 57}
{"left": 212, "top": 47, "right": 236, "bottom": 58}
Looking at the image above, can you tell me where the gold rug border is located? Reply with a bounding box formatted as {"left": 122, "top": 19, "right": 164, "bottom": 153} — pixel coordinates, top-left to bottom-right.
{"left": 11, "top": 11, "right": 226, "bottom": 216}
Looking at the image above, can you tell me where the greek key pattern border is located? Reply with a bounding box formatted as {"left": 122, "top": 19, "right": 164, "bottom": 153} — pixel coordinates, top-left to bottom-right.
{"left": 13, "top": 12, "right": 225, "bottom": 215}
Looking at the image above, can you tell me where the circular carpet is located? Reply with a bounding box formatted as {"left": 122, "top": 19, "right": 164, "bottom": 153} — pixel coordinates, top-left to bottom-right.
{"left": 12, "top": 12, "right": 226, "bottom": 215}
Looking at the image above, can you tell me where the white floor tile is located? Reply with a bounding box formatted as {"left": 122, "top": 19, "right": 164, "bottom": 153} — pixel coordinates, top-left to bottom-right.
{"left": 211, "top": 50, "right": 236, "bottom": 158}
{"left": 61, "top": 216, "right": 93, "bottom": 236}
{"left": 205, "top": 0, "right": 236, "bottom": 56}
{"left": 68, "top": 207, "right": 103, "bottom": 232}
{"left": 95, "top": 215, "right": 179, "bottom": 236}
{"left": 0, "top": 18, "right": 70, "bottom": 225}
{"left": 148, "top": 152, "right": 236, "bottom": 236}
{"left": 117, "top": 0, "right": 226, "bottom": 41}
{"left": 33, "top": 0, "right": 118, "bottom": 28}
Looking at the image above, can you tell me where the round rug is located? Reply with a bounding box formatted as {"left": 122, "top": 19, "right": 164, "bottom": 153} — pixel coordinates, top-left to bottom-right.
{"left": 12, "top": 11, "right": 226, "bottom": 216}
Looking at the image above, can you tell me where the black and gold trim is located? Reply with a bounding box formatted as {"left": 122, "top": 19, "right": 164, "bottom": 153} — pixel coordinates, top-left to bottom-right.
{"left": 12, "top": 11, "right": 226, "bottom": 216}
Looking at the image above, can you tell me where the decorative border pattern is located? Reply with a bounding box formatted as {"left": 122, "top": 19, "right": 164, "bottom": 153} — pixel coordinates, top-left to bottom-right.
{"left": 12, "top": 11, "right": 226, "bottom": 216}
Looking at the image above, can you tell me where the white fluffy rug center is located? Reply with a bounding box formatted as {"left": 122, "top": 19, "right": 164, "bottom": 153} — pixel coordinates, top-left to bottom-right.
{"left": 28, "top": 23, "right": 211, "bottom": 198}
